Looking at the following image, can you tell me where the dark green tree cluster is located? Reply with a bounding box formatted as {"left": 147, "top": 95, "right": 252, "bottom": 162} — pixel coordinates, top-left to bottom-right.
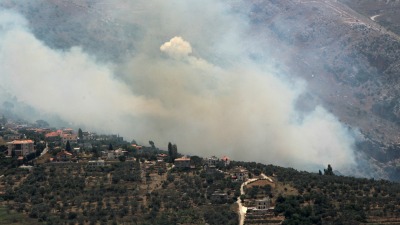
{"left": 167, "top": 142, "right": 178, "bottom": 163}
{"left": 324, "top": 164, "right": 334, "bottom": 176}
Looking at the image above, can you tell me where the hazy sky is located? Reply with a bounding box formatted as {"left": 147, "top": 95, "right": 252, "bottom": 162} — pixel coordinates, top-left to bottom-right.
{"left": 0, "top": 1, "right": 360, "bottom": 173}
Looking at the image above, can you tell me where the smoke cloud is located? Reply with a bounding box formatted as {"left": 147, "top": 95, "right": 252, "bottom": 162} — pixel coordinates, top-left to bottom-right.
{"left": 0, "top": 1, "right": 359, "bottom": 173}
{"left": 160, "top": 36, "right": 192, "bottom": 59}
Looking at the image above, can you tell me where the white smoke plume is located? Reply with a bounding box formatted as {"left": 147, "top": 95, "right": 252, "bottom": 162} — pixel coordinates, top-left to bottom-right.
{"left": 160, "top": 36, "right": 192, "bottom": 59}
{"left": 0, "top": 1, "right": 358, "bottom": 173}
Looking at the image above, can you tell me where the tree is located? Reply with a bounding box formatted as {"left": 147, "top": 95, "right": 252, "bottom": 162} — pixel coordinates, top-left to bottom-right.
{"left": 324, "top": 164, "right": 334, "bottom": 176}
{"left": 149, "top": 140, "right": 155, "bottom": 149}
{"left": 171, "top": 144, "right": 178, "bottom": 162}
{"left": 168, "top": 142, "right": 172, "bottom": 156}
{"left": 190, "top": 156, "right": 203, "bottom": 167}
{"left": 118, "top": 155, "right": 126, "bottom": 162}
{"left": 66, "top": 141, "right": 72, "bottom": 152}
{"left": 108, "top": 143, "right": 114, "bottom": 151}
{"left": 78, "top": 128, "right": 83, "bottom": 141}
{"left": 0, "top": 145, "right": 7, "bottom": 154}
{"left": 168, "top": 142, "right": 174, "bottom": 163}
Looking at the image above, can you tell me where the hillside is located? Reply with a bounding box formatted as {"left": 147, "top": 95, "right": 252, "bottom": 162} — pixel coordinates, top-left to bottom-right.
{"left": 339, "top": 0, "right": 400, "bottom": 36}
{"left": 245, "top": 0, "right": 400, "bottom": 180}
{"left": 1, "top": 159, "right": 400, "bottom": 224}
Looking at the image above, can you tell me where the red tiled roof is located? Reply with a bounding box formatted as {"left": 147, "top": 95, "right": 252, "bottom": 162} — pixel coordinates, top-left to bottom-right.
{"left": 62, "top": 134, "right": 77, "bottom": 138}
{"left": 45, "top": 132, "right": 59, "bottom": 138}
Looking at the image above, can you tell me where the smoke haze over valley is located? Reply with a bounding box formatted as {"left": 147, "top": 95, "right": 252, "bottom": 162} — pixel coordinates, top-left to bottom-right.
{"left": 1, "top": 0, "right": 400, "bottom": 179}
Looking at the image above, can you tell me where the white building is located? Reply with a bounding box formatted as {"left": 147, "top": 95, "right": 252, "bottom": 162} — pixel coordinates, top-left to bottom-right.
{"left": 256, "top": 197, "right": 270, "bottom": 210}
{"left": 87, "top": 160, "right": 105, "bottom": 169}
{"left": 107, "top": 148, "right": 127, "bottom": 160}
{"left": 206, "top": 156, "right": 219, "bottom": 166}
{"left": 232, "top": 167, "right": 249, "bottom": 182}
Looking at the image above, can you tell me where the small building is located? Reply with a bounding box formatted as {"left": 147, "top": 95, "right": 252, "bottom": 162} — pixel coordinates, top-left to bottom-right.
{"left": 174, "top": 157, "right": 191, "bottom": 169}
{"left": 232, "top": 167, "right": 249, "bottom": 182}
{"left": 63, "top": 128, "right": 74, "bottom": 134}
{"left": 56, "top": 150, "right": 73, "bottom": 161}
{"left": 45, "top": 131, "right": 61, "bottom": 142}
{"left": 87, "top": 160, "right": 105, "bottom": 169}
{"left": 256, "top": 197, "right": 271, "bottom": 210}
{"left": 4, "top": 134, "right": 21, "bottom": 141}
{"left": 62, "top": 134, "right": 78, "bottom": 144}
{"left": 7, "top": 140, "right": 35, "bottom": 156}
{"left": 19, "top": 165, "right": 33, "bottom": 172}
{"left": 157, "top": 153, "right": 168, "bottom": 161}
{"left": 204, "top": 164, "right": 217, "bottom": 174}
{"left": 206, "top": 156, "right": 219, "bottom": 166}
{"left": 107, "top": 148, "right": 127, "bottom": 160}
{"left": 132, "top": 144, "right": 143, "bottom": 154}
{"left": 210, "top": 190, "right": 229, "bottom": 203}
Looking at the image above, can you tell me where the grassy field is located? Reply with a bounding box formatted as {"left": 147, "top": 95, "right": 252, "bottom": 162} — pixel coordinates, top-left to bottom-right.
{"left": 0, "top": 206, "right": 38, "bottom": 225}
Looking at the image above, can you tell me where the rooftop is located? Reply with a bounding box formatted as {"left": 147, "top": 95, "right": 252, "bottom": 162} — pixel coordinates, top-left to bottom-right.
{"left": 8, "top": 140, "right": 34, "bottom": 144}
{"left": 175, "top": 157, "right": 190, "bottom": 161}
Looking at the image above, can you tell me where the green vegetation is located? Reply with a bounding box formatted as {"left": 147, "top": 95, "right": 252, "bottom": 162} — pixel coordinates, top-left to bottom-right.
{"left": 0, "top": 159, "right": 239, "bottom": 225}
{"left": 0, "top": 206, "right": 39, "bottom": 225}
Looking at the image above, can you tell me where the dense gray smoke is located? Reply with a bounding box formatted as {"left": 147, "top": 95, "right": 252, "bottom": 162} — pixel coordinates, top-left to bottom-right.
{"left": 0, "top": 1, "right": 359, "bottom": 172}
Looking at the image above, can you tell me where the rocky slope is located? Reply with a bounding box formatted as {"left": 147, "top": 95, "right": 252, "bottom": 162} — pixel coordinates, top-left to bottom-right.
{"left": 244, "top": 0, "right": 400, "bottom": 180}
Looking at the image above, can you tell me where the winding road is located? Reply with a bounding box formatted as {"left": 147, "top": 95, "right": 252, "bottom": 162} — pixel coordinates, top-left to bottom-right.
{"left": 237, "top": 173, "right": 273, "bottom": 225}
{"left": 370, "top": 14, "right": 380, "bottom": 21}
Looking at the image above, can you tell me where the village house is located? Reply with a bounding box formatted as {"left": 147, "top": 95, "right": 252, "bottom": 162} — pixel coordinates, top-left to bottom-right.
{"left": 210, "top": 190, "right": 229, "bottom": 203}
{"left": 204, "top": 164, "right": 218, "bottom": 174}
{"left": 174, "top": 157, "right": 191, "bottom": 169}
{"left": 7, "top": 140, "right": 35, "bottom": 156}
{"left": 232, "top": 167, "right": 249, "bottom": 182}
{"left": 55, "top": 150, "right": 73, "bottom": 161}
{"left": 206, "top": 156, "right": 219, "bottom": 166}
{"left": 63, "top": 128, "right": 74, "bottom": 134}
{"left": 45, "top": 131, "right": 61, "bottom": 142}
{"left": 107, "top": 148, "right": 127, "bottom": 160}
{"left": 87, "top": 159, "right": 105, "bottom": 169}
{"left": 19, "top": 165, "right": 34, "bottom": 172}
{"left": 246, "top": 197, "right": 275, "bottom": 223}
{"left": 62, "top": 134, "right": 78, "bottom": 144}
{"left": 4, "top": 133, "right": 21, "bottom": 141}
{"left": 256, "top": 197, "right": 271, "bottom": 210}
{"left": 132, "top": 144, "right": 143, "bottom": 154}
{"left": 157, "top": 153, "right": 168, "bottom": 161}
